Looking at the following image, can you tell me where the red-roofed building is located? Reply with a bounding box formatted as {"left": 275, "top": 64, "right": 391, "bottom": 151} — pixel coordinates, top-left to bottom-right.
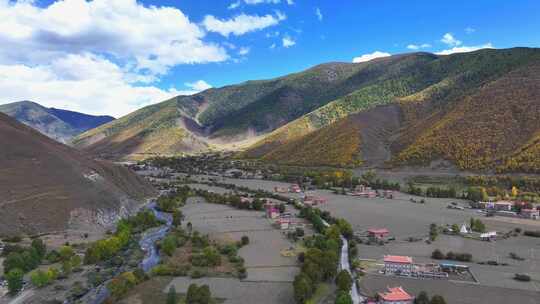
{"left": 368, "top": 228, "right": 390, "bottom": 239}
{"left": 384, "top": 255, "right": 413, "bottom": 275}
{"left": 303, "top": 196, "right": 327, "bottom": 206}
{"left": 377, "top": 286, "right": 413, "bottom": 304}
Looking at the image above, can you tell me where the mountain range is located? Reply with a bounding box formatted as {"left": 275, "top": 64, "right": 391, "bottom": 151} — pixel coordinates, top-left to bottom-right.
{"left": 68, "top": 47, "right": 540, "bottom": 173}
{"left": 0, "top": 112, "right": 155, "bottom": 236}
{"left": 0, "top": 100, "right": 114, "bottom": 143}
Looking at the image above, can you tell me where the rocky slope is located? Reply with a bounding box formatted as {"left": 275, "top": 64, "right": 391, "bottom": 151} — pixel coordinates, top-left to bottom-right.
{"left": 0, "top": 100, "right": 114, "bottom": 143}
{"left": 0, "top": 113, "right": 155, "bottom": 236}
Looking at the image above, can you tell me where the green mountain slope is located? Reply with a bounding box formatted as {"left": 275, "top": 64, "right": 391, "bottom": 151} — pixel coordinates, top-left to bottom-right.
{"left": 0, "top": 101, "right": 114, "bottom": 143}
{"left": 75, "top": 47, "right": 540, "bottom": 172}
{"left": 245, "top": 48, "right": 540, "bottom": 172}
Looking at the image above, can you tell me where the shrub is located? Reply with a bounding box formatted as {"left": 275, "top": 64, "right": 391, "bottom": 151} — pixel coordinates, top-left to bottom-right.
{"left": 241, "top": 235, "right": 250, "bottom": 246}
{"left": 431, "top": 249, "right": 444, "bottom": 260}
{"left": 6, "top": 268, "right": 24, "bottom": 294}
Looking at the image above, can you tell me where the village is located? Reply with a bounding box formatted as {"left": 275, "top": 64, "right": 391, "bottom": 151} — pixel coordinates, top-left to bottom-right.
{"left": 132, "top": 162, "right": 540, "bottom": 304}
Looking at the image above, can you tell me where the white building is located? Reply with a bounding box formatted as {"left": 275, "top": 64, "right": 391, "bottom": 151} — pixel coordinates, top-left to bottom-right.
{"left": 384, "top": 255, "right": 413, "bottom": 276}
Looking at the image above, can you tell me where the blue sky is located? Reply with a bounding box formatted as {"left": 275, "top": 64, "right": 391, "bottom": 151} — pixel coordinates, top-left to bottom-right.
{"left": 0, "top": 0, "right": 539, "bottom": 117}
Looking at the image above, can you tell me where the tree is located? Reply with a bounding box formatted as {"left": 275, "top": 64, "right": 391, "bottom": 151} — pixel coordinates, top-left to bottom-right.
{"left": 172, "top": 210, "right": 184, "bottom": 227}
{"left": 58, "top": 245, "right": 74, "bottom": 261}
{"left": 293, "top": 274, "right": 313, "bottom": 304}
{"left": 186, "top": 283, "right": 211, "bottom": 304}
{"left": 6, "top": 268, "right": 24, "bottom": 294}
{"left": 31, "top": 238, "right": 47, "bottom": 259}
{"left": 61, "top": 260, "right": 72, "bottom": 275}
{"left": 511, "top": 186, "right": 518, "bottom": 197}
{"left": 430, "top": 295, "right": 447, "bottom": 304}
{"left": 30, "top": 269, "right": 51, "bottom": 287}
{"left": 241, "top": 235, "right": 250, "bottom": 246}
{"left": 162, "top": 235, "right": 178, "bottom": 256}
{"left": 431, "top": 249, "right": 444, "bottom": 260}
{"left": 451, "top": 224, "right": 460, "bottom": 234}
{"left": 335, "top": 290, "right": 353, "bottom": 304}
{"left": 303, "top": 262, "right": 323, "bottom": 283}
{"left": 335, "top": 270, "right": 352, "bottom": 292}
{"left": 414, "top": 291, "right": 430, "bottom": 304}
{"left": 166, "top": 286, "right": 177, "bottom": 304}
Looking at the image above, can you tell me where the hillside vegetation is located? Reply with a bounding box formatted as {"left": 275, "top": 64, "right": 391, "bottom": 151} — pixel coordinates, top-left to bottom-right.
{"left": 245, "top": 48, "right": 540, "bottom": 171}
{"left": 74, "top": 47, "right": 540, "bottom": 172}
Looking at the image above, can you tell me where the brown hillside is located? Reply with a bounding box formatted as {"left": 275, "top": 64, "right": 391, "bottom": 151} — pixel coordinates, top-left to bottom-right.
{"left": 260, "top": 105, "right": 403, "bottom": 167}
{"left": 393, "top": 62, "right": 540, "bottom": 171}
{"left": 0, "top": 113, "right": 155, "bottom": 236}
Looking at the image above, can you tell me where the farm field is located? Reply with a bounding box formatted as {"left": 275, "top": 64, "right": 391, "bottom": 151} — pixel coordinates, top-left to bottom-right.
{"left": 180, "top": 198, "right": 303, "bottom": 302}
{"left": 166, "top": 277, "right": 294, "bottom": 304}
{"left": 185, "top": 177, "right": 540, "bottom": 301}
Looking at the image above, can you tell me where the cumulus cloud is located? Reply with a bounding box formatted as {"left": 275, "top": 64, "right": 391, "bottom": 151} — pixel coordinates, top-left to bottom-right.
{"left": 184, "top": 80, "right": 213, "bottom": 92}
{"left": 315, "top": 8, "right": 323, "bottom": 21}
{"left": 0, "top": 0, "right": 228, "bottom": 76}
{"left": 0, "top": 53, "right": 193, "bottom": 117}
{"left": 407, "top": 43, "right": 431, "bottom": 50}
{"left": 282, "top": 35, "right": 296, "bottom": 48}
{"left": 436, "top": 43, "right": 494, "bottom": 55}
{"left": 0, "top": 0, "right": 228, "bottom": 117}
{"left": 441, "top": 33, "right": 462, "bottom": 46}
{"left": 352, "top": 51, "right": 391, "bottom": 63}
{"left": 203, "top": 12, "right": 286, "bottom": 37}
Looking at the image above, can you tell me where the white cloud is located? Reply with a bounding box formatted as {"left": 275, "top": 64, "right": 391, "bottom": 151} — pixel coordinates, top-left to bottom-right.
{"left": 184, "top": 80, "right": 212, "bottom": 92}
{"left": 441, "top": 33, "right": 462, "bottom": 46}
{"left": 0, "top": 53, "right": 194, "bottom": 118}
{"left": 286, "top": 0, "right": 294, "bottom": 4}
{"left": 0, "top": 0, "right": 229, "bottom": 117}
{"left": 203, "top": 12, "right": 286, "bottom": 37}
{"left": 0, "top": 0, "right": 228, "bottom": 76}
{"left": 465, "top": 27, "right": 476, "bottom": 34}
{"left": 282, "top": 35, "right": 296, "bottom": 48}
{"left": 315, "top": 8, "right": 323, "bottom": 21}
{"left": 228, "top": 1, "right": 241, "bottom": 9}
{"left": 238, "top": 47, "right": 251, "bottom": 56}
{"left": 352, "top": 51, "right": 391, "bottom": 63}
{"left": 407, "top": 43, "right": 431, "bottom": 50}
{"left": 436, "top": 43, "right": 494, "bottom": 55}
{"left": 270, "top": 43, "right": 276, "bottom": 49}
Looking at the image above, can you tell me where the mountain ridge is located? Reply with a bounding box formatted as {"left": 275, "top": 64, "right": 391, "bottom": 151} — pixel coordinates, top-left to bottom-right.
{"left": 0, "top": 100, "right": 115, "bottom": 143}
{"left": 74, "top": 47, "right": 540, "bottom": 172}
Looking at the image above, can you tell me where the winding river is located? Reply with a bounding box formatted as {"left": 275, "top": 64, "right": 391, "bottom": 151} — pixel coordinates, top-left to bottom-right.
{"left": 82, "top": 201, "right": 172, "bottom": 304}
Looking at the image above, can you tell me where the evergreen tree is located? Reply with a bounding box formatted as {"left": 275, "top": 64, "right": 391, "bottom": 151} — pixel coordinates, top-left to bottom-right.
{"left": 166, "top": 286, "right": 177, "bottom": 304}
{"left": 6, "top": 268, "right": 24, "bottom": 294}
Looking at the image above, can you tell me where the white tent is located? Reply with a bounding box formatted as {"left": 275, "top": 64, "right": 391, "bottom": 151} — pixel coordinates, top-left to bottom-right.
{"left": 460, "top": 224, "right": 469, "bottom": 234}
